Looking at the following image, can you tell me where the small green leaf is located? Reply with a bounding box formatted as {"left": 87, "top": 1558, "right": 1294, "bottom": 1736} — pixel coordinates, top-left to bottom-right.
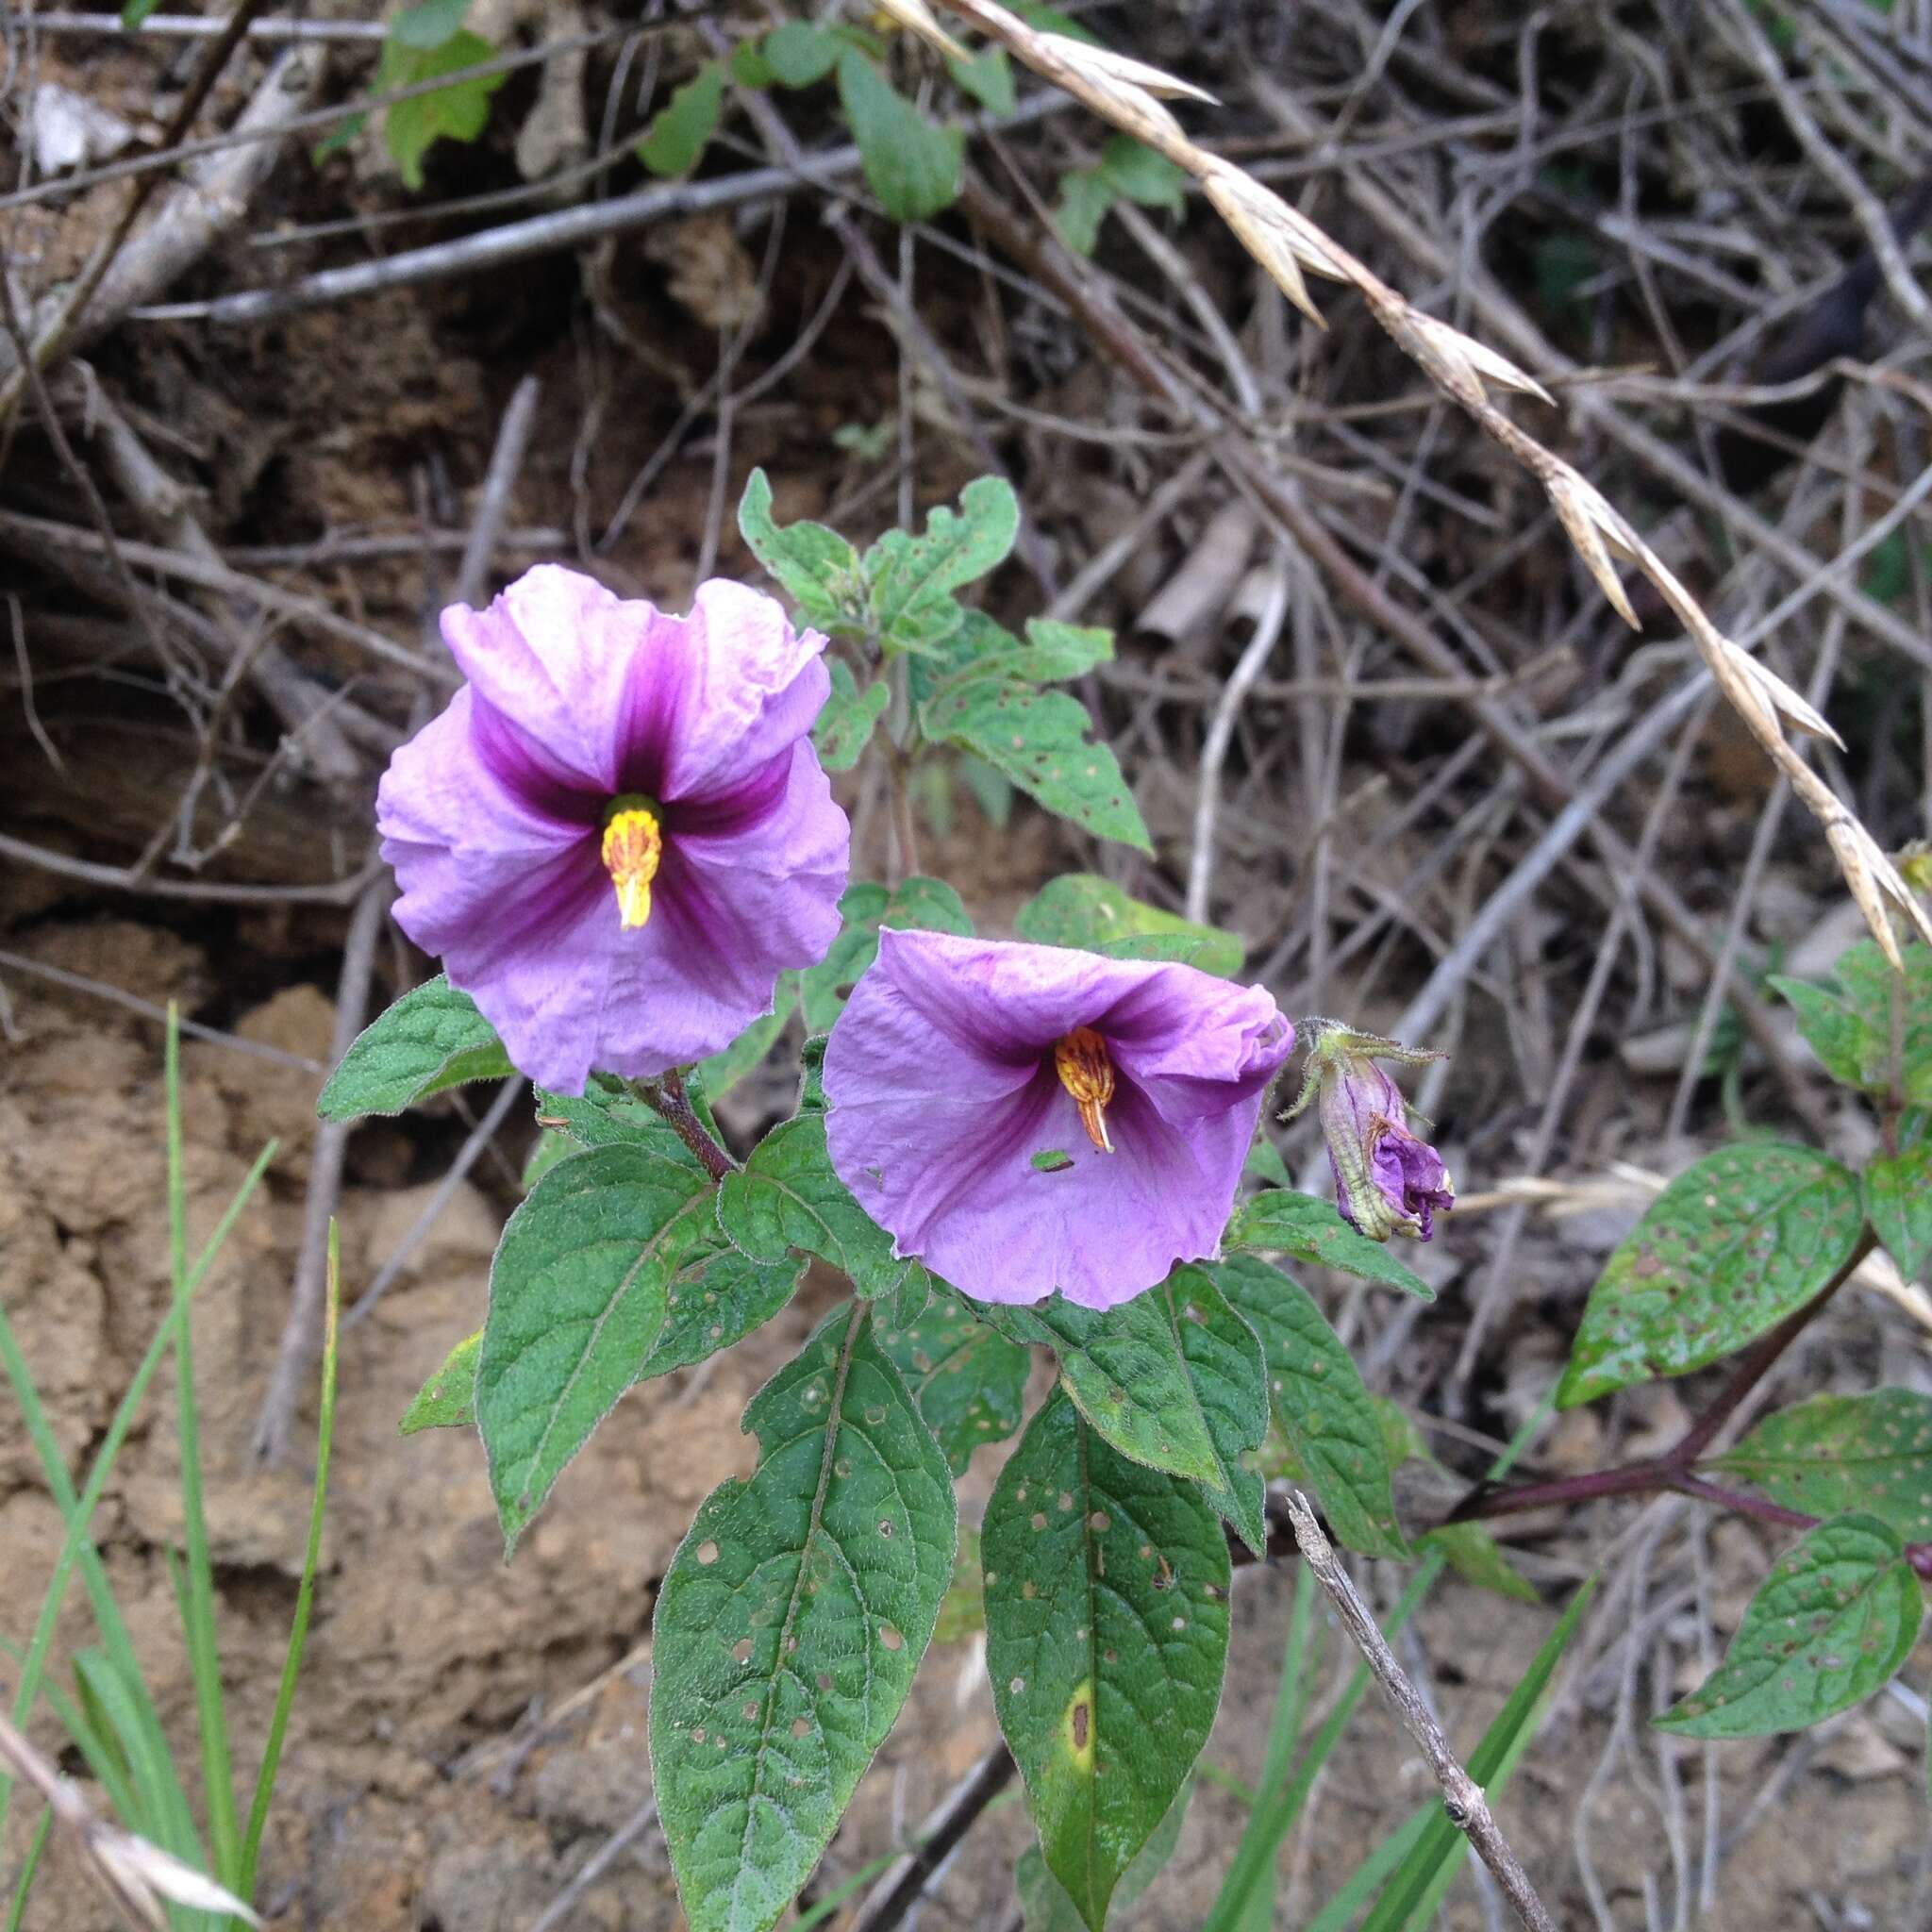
{"left": 948, "top": 45, "right": 1016, "bottom": 113}
{"left": 534, "top": 1075, "right": 703, "bottom": 1168}
{"left": 922, "top": 682, "right": 1151, "bottom": 853}
{"left": 1016, "top": 1780, "right": 1191, "bottom": 1931}
{"left": 1015, "top": 873, "right": 1243, "bottom": 976}
{"left": 813, "top": 659, "right": 891, "bottom": 771}
{"left": 865, "top": 476, "right": 1020, "bottom": 655}
{"left": 391, "top": 0, "right": 468, "bottom": 48}
{"left": 1557, "top": 1143, "right": 1864, "bottom": 1407}
{"left": 876, "top": 1288, "right": 1030, "bottom": 1474}
{"left": 521, "top": 1128, "right": 574, "bottom": 1192}
{"left": 1657, "top": 1514, "right": 1922, "bottom": 1738}
{"left": 318, "top": 974, "right": 515, "bottom": 1121}
{"left": 800, "top": 876, "right": 973, "bottom": 1033}
{"left": 379, "top": 29, "right": 507, "bottom": 191}
{"left": 636, "top": 1220, "right": 805, "bottom": 1383}
{"left": 1098, "top": 134, "right": 1187, "bottom": 212}
{"left": 120, "top": 0, "right": 162, "bottom": 24}
{"left": 730, "top": 39, "right": 776, "bottom": 88}
{"left": 1714, "top": 1390, "right": 1932, "bottom": 1542}
{"left": 637, "top": 58, "right": 726, "bottom": 176}
{"left": 1224, "top": 1191, "right": 1435, "bottom": 1300}
{"left": 763, "top": 20, "right": 844, "bottom": 86}
{"left": 915, "top": 610, "right": 1114, "bottom": 700}
{"left": 651, "top": 1305, "right": 956, "bottom": 1932}
{"left": 837, "top": 50, "right": 962, "bottom": 224}
{"left": 986, "top": 1391, "right": 1229, "bottom": 1930}
{"left": 1867, "top": 1137, "right": 1932, "bottom": 1282}
{"left": 738, "top": 469, "right": 865, "bottom": 635}
{"left": 476, "top": 1143, "right": 710, "bottom": 1549}
{"left": 1031, "top": 1149, "right": 1075, "bottom": 1174}
{"left": 1054, "top": 168, "right": 1113, "bottom": 255}
{"left": 1212, "top": 1257, "right": 1407, "bottom": 1559}
{"left": 1768, "top": 941, "right": 1932, "bottom": 1105}
{"left": 717, "top": 1112, "right": 922, "bottom": 1300}
{"left": 695, "top": 974, "right": 799, "bottom": 1100}
{"left": 1418, "top": 1522, "right": 1540, "bottom": 1603}
{"left": 1165, "top": 1267, "right": 1271, "bottom": 1555}
{"left": 399, "top": 1329, "right": 480, "bottom": 1435}
{"left": 981, "top": 1293, "right": 1222, "bottom": 1484}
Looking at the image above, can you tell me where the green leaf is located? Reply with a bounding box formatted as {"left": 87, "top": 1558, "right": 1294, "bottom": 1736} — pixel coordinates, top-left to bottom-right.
{"left": 638, "top": 59, "right": 727, "bottom": 176}
{"left": 379, "top": 29, "right": 507, "bottom": 191}
{"left": 730, "top": 39, "right": 776, "bottom": 88}
{"left": 1212, "top": 1257, "right": 1407, "bottom": 1559}
{"left": 1557, "top": 1143, "right": 1864, "bottom": 1408}
{"left": 1098, "top": 134, "right": 1187, "bottom": 212}
{"left": 522, "top": 1127, "right": 575, "bottom": 1192}
{"left": 637, "top": 1218, "right": 805, "bottom": 1383}
{"left": 985, "top": 1391, "right": 1230, "bottom": 1930}
{"left": 948, "top": 45, "right": 1016, "bottom": 113}
{"left": 922, "top": 681, "right": 1151, "bottom": 853}
{"left": 1164, "top": 1268, "right": 1271, "bottom": 1555}
{"left": 1768, "top": 941, "right": 1932, "bottom": 1105}
{"left": 1016, "top": 1780, "right": 1191, "bottom": 1931}
{"left": 391, "top": 0, "right": 468, "bottom": 49}
{"left": 865, "top": 476, "right": 1020, "bottom": 655}
{"left": 476, "top": 1143, "right": 708, "bottom": 1550}
{"left": 1224, "top": 1191, "right": 1435, "bottom": 1300}
{"left": 916, "top": 610, "right": 1114, "bottom": 701}
{"left": 399, "top": 1328, "right": 480, "bottom": 1435}
{"left": 737, "top": 469, "right": 865, "bottom": 635}
{"left": 981, "top": 1293, "right": 1222, "bottom": 1484}
{"left": 814, "top": 659, "right": 890, "bottom": 771}
{"left": 1015, "top": 873, "right": 1243, "bottom": 976}
{"left": 800, "top": 876, "right": 973, "bottom": 1033}
{"left": 763, "top": 20, "right": 844, "bottom": 86}
{"left": 120, "top": 0, "right": 162, "bottom": 25}
{"left": 1418, "top": 1522, "right": 1540, "bottom": 1604}
{"left": 717, "top": 1112, "right": 921, "bottom": 1300}
{"left": 534, "top": 1075, "right": 704, "bottom": 1168}
{"left": 876, "top": 1289, "right": 1030, "bottom": 1474}
{"left": 836, "top": 50, "right": 962, "bottom": 224}
{"left": 651, "top": 1305, "right": 957, "bottom": 1932}
{"left": 1714, "top": 1390, "right": 1932, "bottom": 1542}
{"left": 1867, "top": 1138, "right": 1932, "bottom": 1282}
{"left": 1054, "top": 168, "right": 1113, "bottom": 256}
{"left": 317, "top": 974, "right": 515, "bottom": 1121}
{"left": 696, "top": 975, "right": 799, "bottom": 1100}
{"left": 1657, "top": 1514, "right": 1922, "bottom": 1738}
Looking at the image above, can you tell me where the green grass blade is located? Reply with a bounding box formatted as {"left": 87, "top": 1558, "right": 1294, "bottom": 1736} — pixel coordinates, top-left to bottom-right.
{"left": 5, "top": 1807, "right": 52, "bottom": 1932}
{"left": 1358, "top": 1574, "right": 1599, "bottom": 1932}
{"left": 1302, "top": 1807, "right": 1432, "bottom": 1932}
{"left": 166, "top": 1010, "right": 242, "bottom": 1889}
{"left": 236, "top": 1221, "right": 341, "bottom": 1907}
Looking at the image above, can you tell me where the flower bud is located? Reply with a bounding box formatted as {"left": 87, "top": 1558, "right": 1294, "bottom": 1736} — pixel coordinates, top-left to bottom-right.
{"left": 1285, "top": 1026, "right": 1454, "bottom": 1242}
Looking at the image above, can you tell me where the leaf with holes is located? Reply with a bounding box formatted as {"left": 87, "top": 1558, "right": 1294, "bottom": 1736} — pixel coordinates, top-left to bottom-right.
{"left": 717, "top": 1113, "right": 920, "bottom": 1301}
{"left": 1162, "top": 1267, "right": 1270, "bottom": 1555}
{"left": 637, "top": 58, "right": 726, "bottom": 175}
{"left": 651, "top": 1305, "right": 956, "bottom": 1932}
{"left": 1016, "top": 873, "right": 1244, "bottom": 977}
{"left": 1212, "top": 1257, "right": 1407, "bottom": 1559}
{"left": 814, "top": 659, "right": 890, "bottom": 772}
{"left": 738, "top": 468, "right": 865, "bottom": 636}
{"left": 318, "top": 974, "right": 515, "bottom": 1121}
{"left": 923, "top": 681, "right": 1151, "bottom": 853}
{"left": 985, "top": 1390, "right": 1229, "bottom": 1931}
{"left": 1714, "top": 1390, "right": 1932, "bottom": 1543}
{"left": 1557, "top": 1143, "right": 1864, "bottom": 1408}
{"left": 876, "top": 1289, "right": 1030, "bottom": 1474}
{"left": 634, "top": 1213, "right": 805, "bottom": 1385}
{"left": 476, "top": 1143, "right": 709, "bottom": 1549}
{"left": 1867, "top": 1136, "right": 1932, "bottom": 1284}
{"left": 1224, "top": 1191, "right": 1434, "bottom": 1300}
{"left": 837, "top": 49, "right": 961, "bottom": 225}
{"left": 800, "top": 877, "right": 973, "bottom": 1034}
{"left": 1656, "top": 1514, "right": 1923, "bottom": 1738}
{"left": 917, "top": 611, "right": 1114, "bottom": 700}
{"left": 1768, "top": 940, "right": 1932, "bottom": 1105}
{"left": 981, "top": 1294, "right": 1221, "bottom": 1484}
{"left": 865, "top": 477, "right": 1018, "bottom": 655}
{"left": 399, "top": 1329, "right": 480, "bottom": 1435}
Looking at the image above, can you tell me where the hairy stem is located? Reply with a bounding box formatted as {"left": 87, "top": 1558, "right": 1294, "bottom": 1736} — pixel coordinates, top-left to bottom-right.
{"left": 640, "top": 1071, "right": 737, "bottom": 1182}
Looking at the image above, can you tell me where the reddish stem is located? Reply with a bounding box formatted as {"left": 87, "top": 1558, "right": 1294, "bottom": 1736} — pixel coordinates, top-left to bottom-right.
{"left": 641, "top": 1071, "right": 737, "bottom": 1182}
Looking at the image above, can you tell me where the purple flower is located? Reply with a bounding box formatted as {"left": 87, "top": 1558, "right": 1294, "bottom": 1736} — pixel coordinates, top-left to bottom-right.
{"left": 822, "top": 931, "right": 1293, "bottom": 1309}
{"left": 1288, "top": 1026, "right": 1454, "bottom": 1241}
{"left": 376, "top": 565, "right": 848, "bottom": 1093}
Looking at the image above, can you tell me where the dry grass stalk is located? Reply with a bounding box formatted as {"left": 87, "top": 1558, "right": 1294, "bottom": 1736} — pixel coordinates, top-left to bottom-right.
{"left": 928, "top": 0, "right": 1932, "bottom": 970}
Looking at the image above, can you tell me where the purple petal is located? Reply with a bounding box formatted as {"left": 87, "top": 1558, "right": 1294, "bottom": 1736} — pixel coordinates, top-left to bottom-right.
{"left": 824, "top": 932, "right": 1292, "bottom": 1308}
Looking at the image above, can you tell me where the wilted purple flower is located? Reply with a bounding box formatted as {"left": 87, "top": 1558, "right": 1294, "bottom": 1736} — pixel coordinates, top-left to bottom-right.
{"left": 376, "top": 565, "right": 848, "bottom": 1093}
{"left": 1287, "top": 1025, "right": 1454, "bottom": 1241}
{"left": 822, "top": 931, "right": 1293, "bottom": 1309}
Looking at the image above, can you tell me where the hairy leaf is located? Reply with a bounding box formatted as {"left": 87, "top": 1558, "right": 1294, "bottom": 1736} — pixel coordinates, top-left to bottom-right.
{"left": 1224, "top": 1191, "right": 1434, "bottom": 1300}
{"left": 1163, "top": 1267, "right": 1270, "bottom": 1554}
{"left": 1866, "top": 1137, "right": 1932, "bottom": 1283}
{"left": 318, "top": 974, "right": 514, "bottom": 1121}
{"left": 1213, "top": 1257, "right": 1407, "bottom": 1559}
{"left": 1015, "top": 1780, "right": 1191, "bottom": 1932}
{"left": 876, "top": 1290, "right": 1030, "bottom": 1474}
{"left": 636, "top": 1216, "right": 806, "bottom": 1384}
{"left": 1016, "top": 873, "right": 1243, "bottom": 977}
{"left": 985, "top": 1391, "right": 1229, "bottom": 1930}
{"left": 534, "top": 1076, "right": 704, "bottom": 1168}
{"left": 1557, "top": 1143, "right": 1864, "bottom": 1407}
{"left": 1715, "top": 1390, "right": 1932, "bottom": 1542}
{"left": 1768, "top": 941, "right": 1932, "bottom": 1105}
{"left": 738, "top": 469, "right": 864, "bottom": 634}
{"left": 477, "top": 1144, "right": 708, "bottom": 1548}
{"left": 399, "top": 1329, "right": 480, "bottom": 1435}
{"left": 651, "top": 1306, "right": 956, "bottom": 1932}
{"left": 813, "top": 659, "right": 890, "bottom": 771}
{"left": 865, "top": 477, "right": 1019, "bottom": 655}
{"left": 1657, "top": 1514, "right": 1922, "bottom": 1738}
{"left": 837, "top": 50, "right": 961, "bottom": 225}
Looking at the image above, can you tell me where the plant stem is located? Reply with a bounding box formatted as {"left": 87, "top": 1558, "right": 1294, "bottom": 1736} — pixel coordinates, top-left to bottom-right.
{"left": 641, "top": 1071, "right": 737, "bottom": 1181}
